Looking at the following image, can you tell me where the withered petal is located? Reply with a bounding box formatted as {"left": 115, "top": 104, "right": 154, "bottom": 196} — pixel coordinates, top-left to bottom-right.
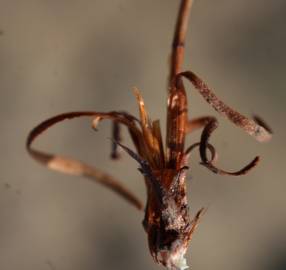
{"left": 180, "top": 71, "right": 272, "bottom": 142}
{"left": 27, "top": 111, "right": 143, "bottom": 210}
{"left": 133, "top": 88, "right": 163, "bottom": 168}
{"left": 152, "top": 120, "right": 165, "bottom": 167}
{"left": 253, "top": 115, "right": 273, "bottom": 134}
{"left": 199, "top": 118, "right": 260, "bottom": 176}
{"left": 200, "top": 157, "right": 260, "bottom": 176}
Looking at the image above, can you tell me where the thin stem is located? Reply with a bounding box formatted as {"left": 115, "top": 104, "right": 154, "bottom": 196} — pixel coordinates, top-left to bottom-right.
{"left": 169, "top": 0, "right": 194, "bottom": 84}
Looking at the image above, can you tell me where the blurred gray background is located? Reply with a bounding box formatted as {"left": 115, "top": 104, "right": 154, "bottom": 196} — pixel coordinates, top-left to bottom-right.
{"left": 0, "top": 0, "right": 285, "bottom": 270}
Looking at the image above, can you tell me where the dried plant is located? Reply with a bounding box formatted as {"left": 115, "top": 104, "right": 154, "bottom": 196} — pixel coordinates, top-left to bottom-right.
{"left": 26, "top": 1, "right": 272, "bottom": 269}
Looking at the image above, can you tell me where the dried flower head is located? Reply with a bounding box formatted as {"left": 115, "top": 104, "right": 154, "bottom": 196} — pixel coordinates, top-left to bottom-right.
{"left": 26, "top": 1, "right": 272, "bottom": 269}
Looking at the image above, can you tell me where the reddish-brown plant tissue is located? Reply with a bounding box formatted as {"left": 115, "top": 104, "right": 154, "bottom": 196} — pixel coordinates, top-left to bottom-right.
{"left": 27, "top": 1, "right": 272, "bottom": 269}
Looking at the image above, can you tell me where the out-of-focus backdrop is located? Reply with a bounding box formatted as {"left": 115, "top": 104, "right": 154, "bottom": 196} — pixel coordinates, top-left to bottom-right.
{"left": 0, "top": 1, "right": 285, "bottom": 270}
